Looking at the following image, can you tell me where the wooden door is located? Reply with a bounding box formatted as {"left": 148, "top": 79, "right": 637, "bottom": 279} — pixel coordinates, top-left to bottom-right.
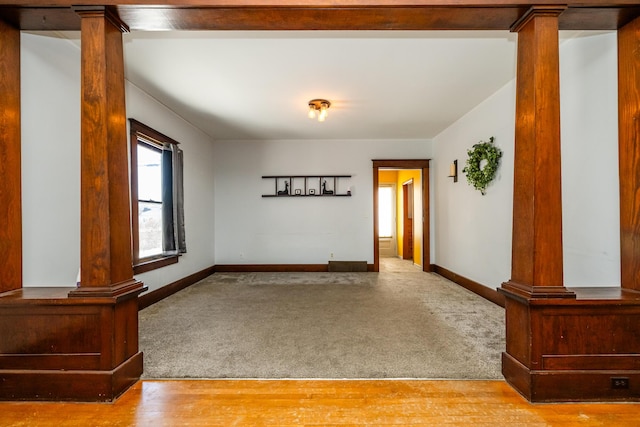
{"left": 402, "top": 181, "right": 413, "bottom": 260}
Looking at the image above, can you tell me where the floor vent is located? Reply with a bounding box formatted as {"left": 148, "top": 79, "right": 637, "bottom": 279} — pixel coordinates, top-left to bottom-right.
{"left": 328, "top": 261, "right": 368, "bottom": 272}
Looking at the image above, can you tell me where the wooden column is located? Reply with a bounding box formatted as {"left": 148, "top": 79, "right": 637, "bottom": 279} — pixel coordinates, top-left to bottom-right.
{"left": 501, "top": 6, "right": 574, "bottom": 299}
{"left": 0, "top": 8, "right": 145, "bottom": 401}
{"left": 71, "top": 6, "right": 140, "bottom": 297}
{"left": 0, "top": 19, "right": 21, "bottom": 294}
{"left": 499, "top": 8, "right": 640, "bottom": 403}
{"left": 499, "top": 6, "right": 575, "bottom": 401}
{"left": 619, "top": 15, "right": 640, "bottom": 293}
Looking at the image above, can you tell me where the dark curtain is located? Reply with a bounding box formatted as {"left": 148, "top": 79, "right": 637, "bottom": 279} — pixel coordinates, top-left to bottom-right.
{"left": 161, "top": 148, "right": 175, "bottom": 253}
{"left": 161, "top": 144, "right": 186, "bottom": 254}
{"left": 174, "top": 147, "right": 186, "bottom": 253}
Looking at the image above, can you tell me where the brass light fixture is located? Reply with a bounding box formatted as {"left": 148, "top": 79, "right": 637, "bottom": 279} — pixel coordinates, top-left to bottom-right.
{"left": 308, "top": 99, "right": 331, "bottom": 122}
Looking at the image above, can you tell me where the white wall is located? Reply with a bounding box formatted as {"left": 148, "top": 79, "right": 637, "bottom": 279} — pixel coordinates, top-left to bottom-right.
{"left": 559, "top": 32, "right": 619, "bottom": 286}
{"left": 433, "top": 82, "right": 516, "bottom": 288}
{"left": 21, "top": 33, "right": 217, "bottom": 293}
{"left": 22, "top": 30, "right": 617, "bottom": 291}
{"left": 126, "top": 83, "right": 217, "bottom": 293}
{"left": 22, "top": 33, "right": 81, "bottom": 286}
{"left": 213, "top": 139, "right": 431, "bottom": 264}
{"left": 433, "top": 31, "right": 619, "bottom": 289}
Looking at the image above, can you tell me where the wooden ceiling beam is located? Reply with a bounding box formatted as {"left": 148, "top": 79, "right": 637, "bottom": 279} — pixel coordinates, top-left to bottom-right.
{"left": 2, "top": 0, "right": 640, "bottom": 6}
{"left": 1, "top": 4, "right": 639, "bottom": 31}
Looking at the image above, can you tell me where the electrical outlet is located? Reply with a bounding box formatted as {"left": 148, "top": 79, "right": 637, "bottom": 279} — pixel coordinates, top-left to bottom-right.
{"left": 330, "top": 253, "right": 334, "bottom": 259}
{"left": 611, "top": 377, "right": 629, "bottom": 389}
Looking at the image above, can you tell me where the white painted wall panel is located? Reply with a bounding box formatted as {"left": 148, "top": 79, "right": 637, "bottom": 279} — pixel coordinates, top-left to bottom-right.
{"left": 213, "top": 139, "right": 431, "bottom": 264}
{"left": 22, "top": 33, "right": 81, "bottom": 286}
{"left": 21, "top": 33, "right": 217, "bottom": 293}
{"left": 126, "top": 83, "right": 217, "bottom": 294}
{"left": 432, "top": 81, "right": 516, "bottom": 289}
{"left": 21, "top": 30, "right": 616, "bottom": 292}
{"left": 559, "top": 32, "right": 619, "bottom": 287}
{"left": 433, "top": 31, "right": 619, "bottom": 289}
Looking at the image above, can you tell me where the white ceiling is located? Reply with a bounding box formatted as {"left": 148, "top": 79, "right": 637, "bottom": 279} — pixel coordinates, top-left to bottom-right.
{"left": 122, "top": 30, "right": 518, "bottom": 141}
{"left": 58, "top": 30, "right": 590, "bottom": 141}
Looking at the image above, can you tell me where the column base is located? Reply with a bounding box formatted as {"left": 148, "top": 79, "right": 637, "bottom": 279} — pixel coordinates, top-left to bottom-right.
{"left": 0, "top": 284, "right": 145, "bottom": 401}
{"left": 503, "top": 352, "right": 640, "bottom": 402}
{"left": 501, "top": 280, "right": 576, "bottom": 300}
{"left": 500, "top": 285, "right": 640, "bottom": 402}
{"left": 0, "top": 352, "right": 143, "bottom": 401}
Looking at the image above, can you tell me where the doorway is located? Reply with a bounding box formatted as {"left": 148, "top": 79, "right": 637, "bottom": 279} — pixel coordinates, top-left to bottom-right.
{"left": 372, "top": 159, "right": 430, "bottom": 273}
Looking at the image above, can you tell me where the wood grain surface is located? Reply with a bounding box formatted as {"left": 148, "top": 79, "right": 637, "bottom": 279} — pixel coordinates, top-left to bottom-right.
{"left": 0, "top": 20, "right": 22, "bottom": 293}
{"left": 2, "top": 3, "right": 639, "bottom": 32}
{"left": 1, "top": 379, "right": 639, "bottom": 426}
{"left": 618, "top": 16, "right": 640, "bottom": 293}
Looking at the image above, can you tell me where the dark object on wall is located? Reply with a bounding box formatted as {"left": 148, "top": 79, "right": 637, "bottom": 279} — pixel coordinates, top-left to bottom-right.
{"left": 322, "top": 180, "right": 334, "bottom": 195}
{"left": 277, "top": 181, "right": 289, "bottom": 196}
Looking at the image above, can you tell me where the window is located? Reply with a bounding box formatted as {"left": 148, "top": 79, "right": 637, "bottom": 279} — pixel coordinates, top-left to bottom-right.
{"left": 129, "top": 119, "right": 186, "bottom": 274}
{"left": 137, "top": 143, "right": 163, "bottom": 258}
{"left": 378, "top": 185, "right": 395, "bottom": 238}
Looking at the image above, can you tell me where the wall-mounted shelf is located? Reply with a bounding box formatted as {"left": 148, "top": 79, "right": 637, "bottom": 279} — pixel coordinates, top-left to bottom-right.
{"left": 262, "top": 175, "right": 352, "bottom": 197}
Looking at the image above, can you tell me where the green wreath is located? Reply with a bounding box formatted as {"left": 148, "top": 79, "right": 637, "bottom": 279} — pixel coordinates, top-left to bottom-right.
{"left": 462, "top": 136, "right": 502, "bottom": 195}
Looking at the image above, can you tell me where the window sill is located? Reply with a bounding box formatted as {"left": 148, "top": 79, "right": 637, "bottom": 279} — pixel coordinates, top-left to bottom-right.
{"left": 134, "top": 255, "right": 179, "bottom": 275}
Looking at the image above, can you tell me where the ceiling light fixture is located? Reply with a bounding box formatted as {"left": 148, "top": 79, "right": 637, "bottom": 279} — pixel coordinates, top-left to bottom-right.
{"left": 308, "top": 99, "right": 331, "bottom": 122}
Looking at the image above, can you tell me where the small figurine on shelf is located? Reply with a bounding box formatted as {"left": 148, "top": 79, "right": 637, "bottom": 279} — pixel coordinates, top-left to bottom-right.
{"left": 277, "top": 181, "right": 289, "bottom": 196}
{"left": 322, "top": 179, "right": 334, "bottom": 195}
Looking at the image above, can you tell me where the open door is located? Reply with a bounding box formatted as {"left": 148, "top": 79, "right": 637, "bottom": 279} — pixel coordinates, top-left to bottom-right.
{"left": 372, "top": 159, "right": 430, "bottom": 273}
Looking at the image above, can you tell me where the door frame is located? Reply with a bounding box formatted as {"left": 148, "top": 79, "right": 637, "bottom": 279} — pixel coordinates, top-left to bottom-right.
{"left": 372, "top": 159, "right": 430, "bottom": 272}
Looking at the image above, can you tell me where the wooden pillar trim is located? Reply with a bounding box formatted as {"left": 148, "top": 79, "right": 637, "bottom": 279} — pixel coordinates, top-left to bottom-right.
{"left": 509, "top": 5, "right": 568, "bottom": 33}
{"left": 73, "top": 5, "right": 129, "bottom": 33}
{"left": 619, "top": 15, "right": 640, "bottom": 292}
{"left": 501, "top": 5, "right": 574, "bottom": 299}
{"left": 0, "top": 19, "right": 22, "bottom": 293}
{"left": 71, "top": 6, "right": 140, "bottom": 297}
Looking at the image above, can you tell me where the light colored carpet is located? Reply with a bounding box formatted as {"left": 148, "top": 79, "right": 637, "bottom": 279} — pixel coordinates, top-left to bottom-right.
{"left": 139, "top": 258, "right": 505, "bottom": 379}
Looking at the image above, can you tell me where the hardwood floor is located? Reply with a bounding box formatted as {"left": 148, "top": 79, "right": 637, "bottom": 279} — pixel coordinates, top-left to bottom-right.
{"left": 1, "top": 379, "right": 638, "bottom": 426}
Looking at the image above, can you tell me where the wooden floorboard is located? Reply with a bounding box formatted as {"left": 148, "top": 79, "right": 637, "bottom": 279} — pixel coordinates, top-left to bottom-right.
{"left": 1, "top": 379, "right": 639, "bottom": 426}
